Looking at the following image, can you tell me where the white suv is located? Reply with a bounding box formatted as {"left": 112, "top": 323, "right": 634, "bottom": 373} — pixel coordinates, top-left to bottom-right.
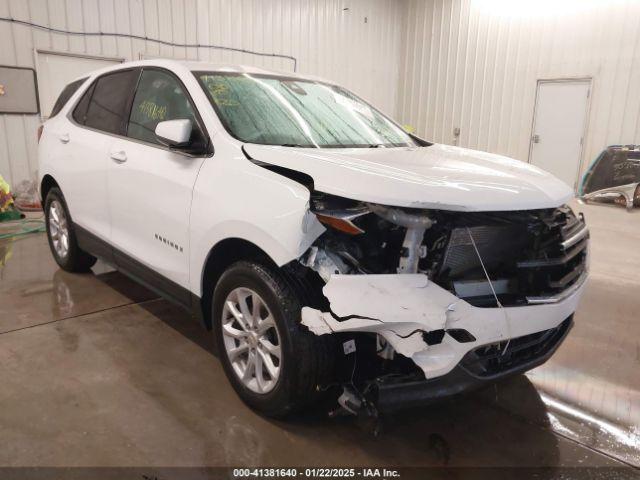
{"left": 38, "top": 60, "right": 588, "bottom": 417}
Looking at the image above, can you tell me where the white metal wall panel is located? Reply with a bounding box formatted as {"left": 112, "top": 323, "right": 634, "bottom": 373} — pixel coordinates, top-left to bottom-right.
{"left": 0, "top": 0, "right": 404, "bottom": 186}
{"left": 35, "top": 52, "right": 123, "bottom": 118}
{"left": 398, "top": 0, "right": 640, "bottom": 181}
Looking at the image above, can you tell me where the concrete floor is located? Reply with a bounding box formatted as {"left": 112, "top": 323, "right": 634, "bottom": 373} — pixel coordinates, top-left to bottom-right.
{"left": 0, "top": 201, "right": 639, "bottom": 473}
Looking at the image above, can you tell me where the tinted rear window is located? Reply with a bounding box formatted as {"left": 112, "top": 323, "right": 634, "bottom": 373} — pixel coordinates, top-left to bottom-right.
{"left": 78, "top": 69, "right": 139, "bottom": 135}
{"left": 72, "top": 82, "right": 94, "bottom": 125}
{"left": 50, "top": 78, "right": 87, "bottom": 118}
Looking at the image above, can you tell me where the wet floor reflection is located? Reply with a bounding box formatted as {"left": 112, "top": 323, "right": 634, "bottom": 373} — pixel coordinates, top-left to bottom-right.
{"left": 0, "top": 234, "right": 157, "bottom": 333}
{"left": 1, "top": 224, "right": 638, "bottom": 469}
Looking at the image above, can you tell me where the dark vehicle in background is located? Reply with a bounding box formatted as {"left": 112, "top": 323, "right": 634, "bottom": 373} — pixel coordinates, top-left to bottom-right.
{"left": 580, "top": 145, "right": 640, "bottom": 210}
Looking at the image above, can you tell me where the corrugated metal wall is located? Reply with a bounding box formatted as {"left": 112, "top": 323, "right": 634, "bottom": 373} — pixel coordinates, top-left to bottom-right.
{"left": 398, "top": 0, "right": 640, "bottom": 179}
{"left": 0, "top": 0, "right": 404, "bottom": 186}
{"left": 6, "top": 0, "right": 639, "bottom": 189}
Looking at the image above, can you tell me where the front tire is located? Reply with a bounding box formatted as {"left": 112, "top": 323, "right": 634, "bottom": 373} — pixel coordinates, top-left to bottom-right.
{"left": 44, "top": 187, "right": 97, "bottom": 272}
{"left": 212, "top": 261, "right": 334, "bottom": 417}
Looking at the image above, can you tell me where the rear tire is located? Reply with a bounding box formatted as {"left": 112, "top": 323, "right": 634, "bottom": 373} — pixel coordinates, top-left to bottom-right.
{"left": 44, "top": 187, "right": 97, "bottom": 272}
{"left": 212, "top": 260, "right": 335, "bottom": 417}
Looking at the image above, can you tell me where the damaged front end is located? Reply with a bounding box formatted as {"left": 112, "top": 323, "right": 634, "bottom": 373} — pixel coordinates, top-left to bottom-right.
{"left": 293, "top": 192, "right": 588, "bottom": 413}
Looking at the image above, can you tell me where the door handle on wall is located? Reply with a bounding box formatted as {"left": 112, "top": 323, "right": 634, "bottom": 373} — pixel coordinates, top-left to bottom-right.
{"left": 110, "top": 151, "right": 127, "bottom": 163}
{"left": 58, "top": 133, "right": 70, "bottom": 144}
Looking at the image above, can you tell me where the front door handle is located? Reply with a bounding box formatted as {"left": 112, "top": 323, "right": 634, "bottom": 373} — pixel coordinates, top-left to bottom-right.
{"left": 58, "top": 133, "right": 70, "bottom": 144}
{"left": 110, "top": 151, "right": 127, "bottom": 163}
{"left": 111, "top": 151, "right": 127, "bottom": 163}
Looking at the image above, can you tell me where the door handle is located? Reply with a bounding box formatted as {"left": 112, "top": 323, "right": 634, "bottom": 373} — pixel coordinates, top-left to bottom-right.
{"left": 110, "top": 151, "right": 127, "bottom": 163}
{"left": 58, "top": 133, "right": 70, "bottom": 144}
{"left": 532, "top": 134, "right": 540, "bottom": 144}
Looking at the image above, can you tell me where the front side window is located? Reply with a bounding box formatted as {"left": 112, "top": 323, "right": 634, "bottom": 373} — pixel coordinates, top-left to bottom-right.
{"left": 75, "top": 69, "right": 139, "bottom": 135}
{"left": 127, "top": 69, "right": 198, "bottom": 145}
{"left": 196, "top": 72, "right": 415, "bottom": 148}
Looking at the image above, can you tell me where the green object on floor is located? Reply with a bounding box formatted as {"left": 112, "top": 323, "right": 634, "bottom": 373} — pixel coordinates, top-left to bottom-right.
{"left": 0, "top": 209, "right": 23, "bottom": 222}
{"left": 0, "top": 219, "right": 45, "bottom": 240}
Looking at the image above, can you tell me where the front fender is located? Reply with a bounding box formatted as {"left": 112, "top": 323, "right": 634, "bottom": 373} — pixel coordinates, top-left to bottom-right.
{"left": 188, "top": 154, "right": 325, "bottom": 296}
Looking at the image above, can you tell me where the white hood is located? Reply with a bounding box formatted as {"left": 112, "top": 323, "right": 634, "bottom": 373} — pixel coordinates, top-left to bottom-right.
{"left": 244, "top": 143, "right": 574, "bottom": 211}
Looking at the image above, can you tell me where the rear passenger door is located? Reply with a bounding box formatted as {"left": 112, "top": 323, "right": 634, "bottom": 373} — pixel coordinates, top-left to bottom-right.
{"left": 107, "top": 68, "right": 209, "bottom": 305}
{"left": 64, "top": 68, "right": 140, "bottom": 244}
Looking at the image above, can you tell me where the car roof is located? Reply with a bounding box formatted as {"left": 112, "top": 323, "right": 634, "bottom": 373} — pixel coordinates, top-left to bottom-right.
{"left": 72, "top": 59, "right": 335, "bottom": 85}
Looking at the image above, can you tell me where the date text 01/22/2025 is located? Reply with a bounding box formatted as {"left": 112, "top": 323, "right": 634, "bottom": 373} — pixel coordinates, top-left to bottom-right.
{"left": 232, "top": 468, "right": 401, "bottom": 478}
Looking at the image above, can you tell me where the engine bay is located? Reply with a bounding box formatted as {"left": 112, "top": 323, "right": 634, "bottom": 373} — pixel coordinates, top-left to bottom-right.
{"left": 305, "top": 192, "right": 589, "bottom": 308}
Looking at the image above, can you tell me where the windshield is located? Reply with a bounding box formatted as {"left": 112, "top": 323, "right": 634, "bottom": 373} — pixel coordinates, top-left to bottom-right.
{"left": 195, "top": 72, "right": 416, "bottom": 148}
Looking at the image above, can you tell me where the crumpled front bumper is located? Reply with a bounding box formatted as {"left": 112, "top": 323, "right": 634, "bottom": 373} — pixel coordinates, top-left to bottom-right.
{"left": 375, "top": 317, "right": 573, "bottom": 412}
{"left": 301, "top": 273, "right": 587, "bottom": 381}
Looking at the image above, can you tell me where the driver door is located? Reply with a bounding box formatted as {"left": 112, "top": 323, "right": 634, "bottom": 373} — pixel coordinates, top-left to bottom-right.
{"left": 107, "top": 68, "right": 209, "bottom": 305}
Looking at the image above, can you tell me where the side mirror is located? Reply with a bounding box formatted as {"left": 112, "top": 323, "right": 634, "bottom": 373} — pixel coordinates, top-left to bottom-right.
{"left": 155, "top": 119, "right": 193, "bottom": 148}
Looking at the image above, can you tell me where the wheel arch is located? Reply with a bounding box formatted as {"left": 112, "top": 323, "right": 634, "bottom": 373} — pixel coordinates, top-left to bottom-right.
{"left": 40, "top": 174, "right": 60, "bottom": 204}
{"left": 199, "top": 237, "right": 278, "bottom": 329}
